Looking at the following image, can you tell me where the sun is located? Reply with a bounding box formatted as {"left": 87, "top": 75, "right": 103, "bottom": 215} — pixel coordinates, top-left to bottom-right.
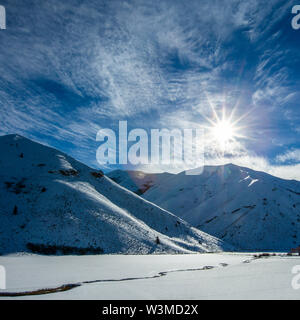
{"left": 200, "top": 92, "right": 254, "bottom": 153}
{"left": 212, "top": 119, "right": 236, "bottom": 144}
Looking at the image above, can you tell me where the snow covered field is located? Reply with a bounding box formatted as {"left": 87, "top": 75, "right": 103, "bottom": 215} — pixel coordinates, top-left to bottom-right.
{"left": 0, "top": 253, "right": 300, "bottom": 300}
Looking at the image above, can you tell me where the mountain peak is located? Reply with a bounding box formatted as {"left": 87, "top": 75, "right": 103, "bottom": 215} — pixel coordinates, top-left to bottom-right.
{"left": 143, "top": 163, "right": 300, "bottom": 251}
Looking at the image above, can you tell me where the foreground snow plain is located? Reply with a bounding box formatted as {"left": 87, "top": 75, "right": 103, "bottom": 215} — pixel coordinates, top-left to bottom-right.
{"left": 0, "top": 253, "right": 300, "bottom": 300}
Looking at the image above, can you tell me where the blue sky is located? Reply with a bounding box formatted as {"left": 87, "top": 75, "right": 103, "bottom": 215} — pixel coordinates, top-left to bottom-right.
{"left": 0, "top": 0, "right": 299, "bottom": 179}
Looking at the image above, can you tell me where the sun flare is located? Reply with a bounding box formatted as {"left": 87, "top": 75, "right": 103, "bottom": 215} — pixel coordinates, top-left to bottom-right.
{"left": 201, "top": 93, "right": 251, "bottom": 152}
{"left": 212, "top": 119, "right": 236, "bottom": 144}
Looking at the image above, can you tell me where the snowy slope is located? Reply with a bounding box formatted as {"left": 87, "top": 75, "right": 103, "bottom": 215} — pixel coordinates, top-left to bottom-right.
{"left": 107, "top": 170, "right": 174, "bottom": 195}
{"left": 0, "top": 134, "right": 230, "bottom": 255}
{"left": 143, "top": 164, "right": 300, "bottom": 251}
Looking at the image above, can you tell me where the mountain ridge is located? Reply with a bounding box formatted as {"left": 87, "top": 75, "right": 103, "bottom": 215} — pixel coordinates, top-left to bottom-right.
{"left": 0, "top": 134, "right": 230, "bottom": 255}
{"left": 110, "top": 163, "right": 300, "bottom": 251}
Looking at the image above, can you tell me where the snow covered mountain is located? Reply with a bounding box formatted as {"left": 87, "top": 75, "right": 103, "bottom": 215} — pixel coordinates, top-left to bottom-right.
{"left": 0, "top": 134, "right": 229, "bottom": 255}
{"left": 142, "top": 164, "right": 300, "bottom": 251}
{"left": 107, "top": 170, "right": 174, "bottom": 195}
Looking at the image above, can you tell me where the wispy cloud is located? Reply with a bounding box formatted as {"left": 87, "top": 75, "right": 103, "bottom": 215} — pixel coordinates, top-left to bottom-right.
{"left": 0, "top": 0, "right": 299, "bottom": 178}
{"left": 275, "top": 149, "right": 300, "bottom": 164}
